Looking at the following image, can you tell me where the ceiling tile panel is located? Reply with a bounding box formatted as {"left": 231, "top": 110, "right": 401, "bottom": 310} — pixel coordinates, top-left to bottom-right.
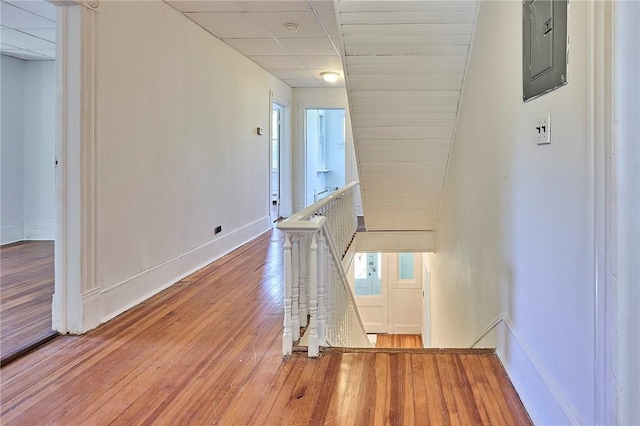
{"left": 282, "top": 78, "right": 322, "bottom": 88}
{"left": 186, "top": 12, "right": 271, "bottom": 38}
{"left": 237, "top": 1, "right": 311, "bottom": 12}
{"left": 224, "top": 38, "right": 289, "bottom": 56}
{"left": 293, "top": 55, "right": 342, "bottom": 69}
{"left": 316, "top": 11, "right": 339, "bottom": 37}
{"left": 269, "top": 69, "right": 314, "bottom": 80}
{"left": 249, "top": 55, "right": 304, "bottom": 69}
{"left": 278, "top": 37, "right": 337, "bottom": 55}
{"left": 166, "top": 0, "right": 243, "bottom": 12}
{"left": 249, "top": 11, "right": 326, "bottom": 38}
{"left": 309, "top": 0, "right": 334, "bottom": 12}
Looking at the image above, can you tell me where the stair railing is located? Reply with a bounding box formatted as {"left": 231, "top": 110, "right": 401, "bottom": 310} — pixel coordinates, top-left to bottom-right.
{"left": 277, "top": 182, "right": 372, "bottom": 357}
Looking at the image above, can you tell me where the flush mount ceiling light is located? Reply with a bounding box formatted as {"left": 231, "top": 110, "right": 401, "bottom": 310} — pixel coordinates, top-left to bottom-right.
{"left": 283, "top": 23, "right": 300, "bottom": 33}
{"left": 320, "top": 71, "right": 340, "bottom": 83}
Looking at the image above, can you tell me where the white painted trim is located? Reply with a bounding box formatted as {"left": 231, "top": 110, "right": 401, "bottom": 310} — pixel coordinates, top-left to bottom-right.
{"left": 355, "top": 231, "right": 436, "bottom": 253}
{"left": 23, "top": 223, "right": 55, "bottom": 240}
{"left": 271, "top": 94, "right": 292, "bottom": 219}
{"left": 99, "top": 217, "right": 270, "bottom": 324}
{"left": 390, "top": 325, "right": 422, "bottom": 334}
{"left": 1, "top": 226, "right": 24, "bottom": 245}
{"left": 54, "top": 3, "right": 99, "bottom": 334}
{"left": 468, "top": 313, "right": 503, "bottom": 348}
{"left": 589, "top": 1, "right": 618, "bottom": 424}
{"left": 81, "top": 288, "right": 101, "bottom": 331}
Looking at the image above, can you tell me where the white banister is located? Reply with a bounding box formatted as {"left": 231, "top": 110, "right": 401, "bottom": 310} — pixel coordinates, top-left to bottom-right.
{"left": 277, "top": 182, "right": 372, "bottom": 357}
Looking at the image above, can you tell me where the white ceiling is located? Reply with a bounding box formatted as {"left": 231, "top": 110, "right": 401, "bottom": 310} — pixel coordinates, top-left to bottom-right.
{"left": 0, "top": 0, "right": 56, "bottom": 60}
{"left": 164, "top": 0, "right": 344, "bottom": 88}
{"left": 337, "top": 0, "right": 477, "bottom": 231}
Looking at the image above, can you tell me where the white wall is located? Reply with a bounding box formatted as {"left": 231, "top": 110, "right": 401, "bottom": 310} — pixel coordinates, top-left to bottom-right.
{"left": 292, "top": 88, "right": 360, "bottom": 214}
{"left": 87, "top": 1, "right": 292, "bottom": 324}
{"left": 1, "top": 55, "right": 25, "bottom": 244}
{"left": 1, "top": 56, "right": 55, "bottom": 245}
{"left": 23, "top": 61, "right": 56, "bottom": 240}
{"left": 427, "top": 1, "right": 596, "bottom": 424}
{"left": 616, "top": 1, "right": 640, "bottom": 424}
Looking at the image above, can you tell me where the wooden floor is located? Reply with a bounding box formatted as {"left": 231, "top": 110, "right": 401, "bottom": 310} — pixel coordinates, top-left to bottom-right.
{"left": 0, "top": 241, "right": 56, "bottom": 364}
{"left": 0, "top": 231, "right": 531, "bottom": 425}
{"left": 376, "top": 334, "right": 423, "bottom": 349}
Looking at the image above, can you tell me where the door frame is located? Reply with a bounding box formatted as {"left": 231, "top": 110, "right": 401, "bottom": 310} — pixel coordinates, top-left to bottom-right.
{"left": 270, "top": 93, "right": 291, "bottom": 220}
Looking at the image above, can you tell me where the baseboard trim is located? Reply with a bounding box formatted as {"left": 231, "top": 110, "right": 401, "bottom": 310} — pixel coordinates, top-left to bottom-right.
{"left": 475, "top": 313, "right": 584, "bottom": 425}
{"left": 95, "top": 217, "right": 270, "bottom": 327}
{"left": 1, "top": 225, "right": 23, "bottom": 245}
{"left": 23, "top": 223, "right": 55, "bottom": 240}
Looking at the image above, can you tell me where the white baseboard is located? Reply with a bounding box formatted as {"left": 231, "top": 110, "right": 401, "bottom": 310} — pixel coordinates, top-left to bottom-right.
{"left": 1, "top": 225, "right": 23, "bottom": 245}
{"left": 390, "top": 324, "right": 422, "bottom": 334}
{"left": 95, "top": 217, "right": 271, "bottom": 327}
{"left": 485, "top": 314, "right": 584, "bottom": 425}
{"left": 24, "top": 223, "right": 55, "bottom": 240}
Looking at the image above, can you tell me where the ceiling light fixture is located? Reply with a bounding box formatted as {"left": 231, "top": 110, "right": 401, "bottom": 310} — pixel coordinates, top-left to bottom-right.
{"left": 320, "top": 71, "right": 340, "bottom": 83}
{"left": 283, "top": 23, "right": 300, "bottom": 33}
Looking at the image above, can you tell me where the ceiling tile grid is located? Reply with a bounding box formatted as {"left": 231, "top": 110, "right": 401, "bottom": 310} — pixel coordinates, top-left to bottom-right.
{"left": 337, "top": 0, "right": 478, "bottom": 231}
{"left": 166, "top": 0, "right": 344, "bottom": 88}
{"left": 1, "top": 0, "right": 56, "bottom": 60}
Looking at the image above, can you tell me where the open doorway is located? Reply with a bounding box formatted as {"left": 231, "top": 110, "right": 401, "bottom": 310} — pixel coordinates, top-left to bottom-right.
{"left": 270, "top": 102, "right": 283, "bottom": 223}
{"left": 0, "top": 0, "right": 58, "bottom": 364}
{"left": 304, "top": 108, "right": 346, "bottom": 207}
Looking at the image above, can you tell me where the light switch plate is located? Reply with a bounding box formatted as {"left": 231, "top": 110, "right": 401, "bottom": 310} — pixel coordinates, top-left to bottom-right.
{"left": 536, "top": 114, "right": 551, "bottom": 144}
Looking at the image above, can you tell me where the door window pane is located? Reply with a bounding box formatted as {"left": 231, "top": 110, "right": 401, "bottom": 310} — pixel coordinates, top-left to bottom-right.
{"left": 398, "top": 253, "right": 414, "bottom": 280}
{"left": 354, "top": 253, "right": 381, "bottom": 296}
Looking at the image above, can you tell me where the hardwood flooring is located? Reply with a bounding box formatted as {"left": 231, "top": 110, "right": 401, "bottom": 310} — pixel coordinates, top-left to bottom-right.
{"left": 376, "top": 334, "right": 423, "bottom": 349}
{"left": 0, "top": 231, "right": 531, "bottom": 425}
{"left": 0, "top": 241, "right": 56, "bottom": 365}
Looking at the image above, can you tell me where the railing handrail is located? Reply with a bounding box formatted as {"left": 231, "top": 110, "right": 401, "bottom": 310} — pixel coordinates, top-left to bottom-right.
{"left": 277, "top": 181, "right": 359, "bottom": 231}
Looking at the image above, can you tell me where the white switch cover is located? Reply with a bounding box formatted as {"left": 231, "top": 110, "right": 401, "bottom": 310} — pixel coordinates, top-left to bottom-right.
{"left": 536, "top": 114, "right": 551, "bottom": 145}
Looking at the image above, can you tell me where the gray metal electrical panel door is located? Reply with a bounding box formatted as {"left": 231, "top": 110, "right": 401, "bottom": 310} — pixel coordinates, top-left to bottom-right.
{"left": 523, "top": 0, "right": 568, "bottom": 101}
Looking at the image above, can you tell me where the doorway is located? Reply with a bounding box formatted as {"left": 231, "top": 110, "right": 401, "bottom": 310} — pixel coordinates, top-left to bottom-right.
{"left": 304, "top": 108, "right": 346, "bottom": 207}
{"left": 348, "top": 252, "right": 424, "bottom": 336}
{"left": 270, "top": 102, "right": 283, "bottom": 223}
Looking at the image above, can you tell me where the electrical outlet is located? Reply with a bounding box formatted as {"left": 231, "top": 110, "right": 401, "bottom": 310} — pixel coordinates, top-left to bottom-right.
{"left": 215, "top": 225, "right": 222, "bottom": 235}
{"left": 536, "top": 114, "right": 551, "bottom": 145}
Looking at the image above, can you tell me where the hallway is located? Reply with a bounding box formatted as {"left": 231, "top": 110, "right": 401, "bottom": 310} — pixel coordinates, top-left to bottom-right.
{"left": 0, "top": 231, "right": 530, "bottom": 424}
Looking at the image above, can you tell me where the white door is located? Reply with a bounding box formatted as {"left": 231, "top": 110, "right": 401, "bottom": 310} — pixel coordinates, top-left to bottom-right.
{"left": 387, "top": 253, "right": 423, "bottom": 335}
{"left": 350, "top": 252, "right": 388, "bottom": 333}
{"left": 349, "top": 252, "right": 423, "bottom": 335}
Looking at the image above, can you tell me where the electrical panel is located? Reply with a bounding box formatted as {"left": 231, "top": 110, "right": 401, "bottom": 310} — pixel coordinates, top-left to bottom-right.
{"left": 523, "top": 0, "right": 568, "bottom": 101}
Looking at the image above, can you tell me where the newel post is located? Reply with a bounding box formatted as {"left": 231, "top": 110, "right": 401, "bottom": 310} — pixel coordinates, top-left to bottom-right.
{"left": 283, "top": 233, "right": 293, "bottom": 355}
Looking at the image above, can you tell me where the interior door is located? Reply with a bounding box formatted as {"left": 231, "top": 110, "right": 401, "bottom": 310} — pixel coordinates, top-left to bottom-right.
{"left": 350, "top": 252, "right": 388, "bottom": 333}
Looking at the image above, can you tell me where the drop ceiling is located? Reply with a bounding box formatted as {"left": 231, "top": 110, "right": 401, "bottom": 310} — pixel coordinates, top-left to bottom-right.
{"left": 0, "top": 0, "right": 56, "bottom": 60}
{"left": 164, "top": 0, "right": 344, "bottom": 88}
